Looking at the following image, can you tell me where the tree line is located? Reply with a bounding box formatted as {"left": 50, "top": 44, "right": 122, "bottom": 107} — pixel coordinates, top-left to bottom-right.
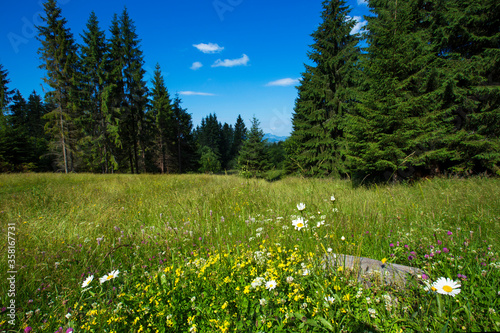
{"left": 1, "top": 0, "right": 498, "bottom": 181}
{"left": 0, "top": 0, "right": 284, "bottom": 175}
{"left": 287, "top": 0, "right": 499, "bottom": 182}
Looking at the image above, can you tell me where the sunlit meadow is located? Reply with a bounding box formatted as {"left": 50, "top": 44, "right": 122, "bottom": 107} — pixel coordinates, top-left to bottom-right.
{"left": 0, "top": 173, "right": 499, "bottom": 332}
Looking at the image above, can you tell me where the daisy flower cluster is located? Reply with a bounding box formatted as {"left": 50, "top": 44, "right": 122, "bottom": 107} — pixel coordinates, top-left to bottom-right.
{"left": 81, "top": 270, "right": 120, "bottom": 289}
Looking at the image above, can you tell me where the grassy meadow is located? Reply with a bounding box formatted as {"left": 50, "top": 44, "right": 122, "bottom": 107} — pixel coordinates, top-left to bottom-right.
{"left": 0, "top": 173, "right": 499, "bottom": 332}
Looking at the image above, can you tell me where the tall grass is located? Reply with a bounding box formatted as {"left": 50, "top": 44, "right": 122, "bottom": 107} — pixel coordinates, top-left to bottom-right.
{"left": 0, "top": 174, "right": 499, "bottom": 332}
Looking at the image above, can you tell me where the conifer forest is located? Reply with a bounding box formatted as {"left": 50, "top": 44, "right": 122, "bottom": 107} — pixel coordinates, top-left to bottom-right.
{"left": 1, "top": 0, "right": 498, "bottom": 182}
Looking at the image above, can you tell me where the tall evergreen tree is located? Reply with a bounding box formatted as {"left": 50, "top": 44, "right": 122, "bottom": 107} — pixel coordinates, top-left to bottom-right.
{"left": 346, "top": 0, "right": 499, "bottom": 180}
{"left": 9, "top": 90, "right": 28, "bottom": 131}
{"left": 196, "top": 113, "right": 222, "bottom": 155}
{"left": 171, "top": 95, "right": 196, "bottom": 173}
{"left": 26, "top": 91, "right": 51, "bottom": 170}
{"left": 238, "top": 116, "right": 269, "bottom": 176}
{"left": 0, "top": 64, "right": 13, "bottom": 114}
{"left": 231, "top": 114, "right": 247, "bottom": 163}
{"left": 289, "top": 0, "right": 360, "bottom": 177}
{"left": 102, "top": 13, "right": 126, "bottom": 172}
{"left": 119, "top": 8, "right": 148, "bottom": 173}
{"left": 149, "top": 63, "right": 173, "bottom": 173}
{"left": 220, "top": 123, "right": 234, "bottom": 169}
{"left": 430, "top": 0, "right": 500, "bottom": 175}
{"left": 79, "top": 11, "right": 114, "bottom": 172}
{"left": 37, "top": 0, "right": 80, "bottom": 173}
{"left": 1, "top": 91, "right": 35, "bottom": 171}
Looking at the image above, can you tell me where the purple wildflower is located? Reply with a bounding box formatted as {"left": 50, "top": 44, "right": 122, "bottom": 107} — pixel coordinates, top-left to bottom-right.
{"left": 24, "top": 328, "right": 33, "bottom": 333}
{"left": 389, "top": 243, "right": 394, "bottom": 247}
{"left": 443, "top": 247, "right": 449, "bottom": 253}
{"left": 447, "top": 231, "right": 453, "bottom": 236}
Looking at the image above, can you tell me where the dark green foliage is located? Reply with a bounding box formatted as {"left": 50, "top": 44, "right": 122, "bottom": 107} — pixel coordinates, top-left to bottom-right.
{"left": 194, "top": 114, "right": 245, "bottom": 171}
{"left": 37, "top": 0, "right": 80, "bottom": 173}
{"left": 199, "top": 146, "right": 221, "bottom": 173}
{"left": 346, "top": 0, "right": 499, "bottom": 181}
{"left": 291, "top": 0, "right": 499, "bottom": 181}
{"left": 0, "top": 89, "right": 51, "bottom": 172}
{"left": 171, "top": 95, "right": 197, "bottom": 173}
{"left": 78, "top": 11, "right": 119, "bottom": 173}
{"left": 0, "top": 64, "right": 14, "bottom": 113}
{"left": 195, "top": 114, "right": 222, "bottom": 156}
{"left": 119, "top": 8, "right": 149, "bottom": 174}
{"left": 149, "top": 63, "right": 174, "bottom": 173}
{"left": 3, "top": 0, "right": 497, "bottom": 178}
{"left": 289, "top": 0, "right": 360, "bottom": 177}
{"left": 238, "top": 116, "right": 270, "bottom": 176}
{"left": 232, "top": 114, "right": 247, "bottom": 160}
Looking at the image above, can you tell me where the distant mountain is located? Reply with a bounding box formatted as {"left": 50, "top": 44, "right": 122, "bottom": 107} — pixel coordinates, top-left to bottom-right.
{"left": 263, "top": 133, "right": 289, "bottom": 143}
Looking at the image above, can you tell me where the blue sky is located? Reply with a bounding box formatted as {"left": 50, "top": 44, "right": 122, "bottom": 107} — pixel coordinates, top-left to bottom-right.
{"left": 1, "top": 0, "right": 369, "bottom": 136}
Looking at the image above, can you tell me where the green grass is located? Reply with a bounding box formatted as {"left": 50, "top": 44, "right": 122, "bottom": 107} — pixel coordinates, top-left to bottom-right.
{"left": 0, "top": 173, "right": 499, "bottom": 332}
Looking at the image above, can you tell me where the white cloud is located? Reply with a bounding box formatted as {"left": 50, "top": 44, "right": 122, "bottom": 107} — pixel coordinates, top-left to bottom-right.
{"left": 265, "top": 78, "right": 299, "bottom": 87}
{"left": 212, "top": 54, "right": 250, "bottom": 68}
{"left": 357, "top": 0, "right": 368, "bottom": 5}
{"left": 190, "top": 62, "right": 203, "bottom": 70}
{"left": 348, "top": 16, "right": 367, "bottom": 35}
{"left": 179, "top": 91, "right": 215, "bottom": 96}
{"left": 193, "top": 43, "right": 224, "bottom": 54}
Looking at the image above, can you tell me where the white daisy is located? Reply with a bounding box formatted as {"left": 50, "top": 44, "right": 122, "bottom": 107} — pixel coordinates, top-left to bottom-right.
{"left": 292, "top": 217, "right": 307, "bottom": 231}
{"left": 297, "top": 203, "right": 306, "bottom": 211}
{"left": 432, "top": 277, "right": 461, "bottom": 297}
{"left": 331, "top": 195, "right": 335, "bottom": 202}
{"left": 99, "top": 270, "right": 120, "bottom": 284}
{"left": 251, "top": 277, "right": 265, "bottom": 288}
{"left": 265, "top": 280, "right": 277, "bottom": 290}
{"left": 324, "top": 296, "right": 334, "bottom": 303}
{"left": 81, "top": 275, "right": 94, "bottom": 288}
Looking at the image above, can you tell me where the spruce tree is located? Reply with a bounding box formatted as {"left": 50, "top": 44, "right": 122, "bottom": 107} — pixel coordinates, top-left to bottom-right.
{"left": 345, "top": 0, "right": 449, "bottom": 181}
{"left": 431, "top": 0, "right": 500, "bottom": 175}
{"left": 220, "top": 123, "right": 234, "bottom": 170}
{"left": 79, "top": 11, "right": 113, "bottom": 172}
{"left": 27, "top": 91, "right": 51, "bottom": 170}
{"left": 238, "top": 116, "right": 269, "bottom": 176}
{"left": 119, "top": 8, "right": 148, "bottom": 173}
{"left": 231, "top": 114, "right": 247, "bottom": 163}
{"left": 289, "top": 0, "right": 360, "bottom": 177}
{"left": 37, "top": 0, "right": 80, "bottom": 173}
{"left": 150, "top": 63, "right": 174, "bottom": 173}
{"left": 195, "top": 113, "right": 222, "bottom": 156}
{"left": 1, "top": 91, "right": 33, "bottom": 171}
{"left": 102, "top": 13, "right": 125, "bottom": 172}
{"left": 171, "top": 95, "right": 196, "bottom": 173}
{"left": 0, "top": 64, "right": 13, "bottom": 114}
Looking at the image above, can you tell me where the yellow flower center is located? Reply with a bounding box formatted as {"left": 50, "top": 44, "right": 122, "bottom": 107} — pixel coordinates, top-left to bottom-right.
{"left": 107, "top": 275, "right": 114, "bottom": 280}
{"left": 297, "top": 223, "right": 304, "bottom": 228}
{"left": 443, "top": 285, "right": 453, "bottom": 293}
{"left": 431, "top": 286, "right": 437, "bottom": 292}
